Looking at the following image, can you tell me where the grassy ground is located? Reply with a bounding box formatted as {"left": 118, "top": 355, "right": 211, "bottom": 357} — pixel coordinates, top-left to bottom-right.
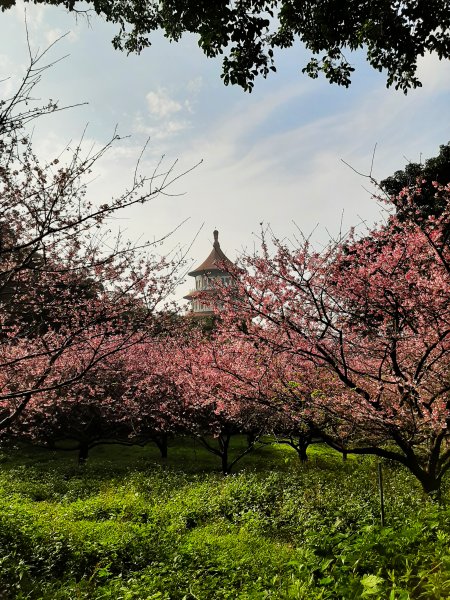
{"left": 1, "top": 438, "right": 450, "bottom": 599}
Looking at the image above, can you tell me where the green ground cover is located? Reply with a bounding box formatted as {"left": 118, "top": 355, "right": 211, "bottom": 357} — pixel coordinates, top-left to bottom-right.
{"left": 1, "top": 439, "right": 450, "bottom": 599}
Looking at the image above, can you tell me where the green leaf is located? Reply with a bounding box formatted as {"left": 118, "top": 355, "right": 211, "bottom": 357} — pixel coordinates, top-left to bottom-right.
{"left": 361, "top": 574, "right": 384, "bottom": 596}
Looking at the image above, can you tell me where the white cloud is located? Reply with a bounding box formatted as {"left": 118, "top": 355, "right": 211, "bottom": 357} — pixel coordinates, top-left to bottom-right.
{"left": 146, "top": 88, "right": 182, "bottom": 118}
{"left": 184, "top": 99, "right": 194, "bottom": 113}
{"left": 134, "top": 84, "right": 195, "bottom": 141}
{"left": 132, "top": 112, "right": 190, "bottom": 141}
{"left": 163, "top": 119, "right": 190, "bottom": 136}
{"left": 12, "top": 0, "right": 48, "bottom": 30}
{"left": 0, "top": 53, "right": 12, "bottom": 69}
{"left": 165, "top": 64, "right": 450, "bottom": 299}
{"left": 45, "top": 28, "right": 63, "bottom": 45}
{"left": 0, "top": 53, "right": 15, "bottom": 94}
{"left": 45, "top": 28, "right": 78, "bottom": 45}
{"left": 415, "top": 52, "right": 450, "bottom": 93}
{"left": 187, "top": 76, "right": 203, "bottom": 94}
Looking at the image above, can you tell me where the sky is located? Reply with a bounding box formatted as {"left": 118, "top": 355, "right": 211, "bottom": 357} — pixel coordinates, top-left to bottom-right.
{"left": 1, "top": 2, "right": 450, "bottom": 303}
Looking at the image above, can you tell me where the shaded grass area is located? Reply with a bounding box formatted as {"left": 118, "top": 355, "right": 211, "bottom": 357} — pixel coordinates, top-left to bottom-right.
{"left": 1, "top": 438, "right": 450, "bottom": 599}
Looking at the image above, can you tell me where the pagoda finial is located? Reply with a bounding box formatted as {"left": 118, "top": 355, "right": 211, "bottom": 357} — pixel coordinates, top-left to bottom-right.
{"left": 213, "top": 229, "right": 219, "bottom": 249}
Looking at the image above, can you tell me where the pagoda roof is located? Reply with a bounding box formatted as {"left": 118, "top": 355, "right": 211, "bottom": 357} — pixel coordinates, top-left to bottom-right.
{"left": 188, "top": 230, "right": 233, "bottom": 277}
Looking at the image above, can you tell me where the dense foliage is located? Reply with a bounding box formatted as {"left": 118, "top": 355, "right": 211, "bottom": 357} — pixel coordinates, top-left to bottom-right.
{"left": 2, "top": 44, "right": 450, "bottom": 600}
{"left": 2, "top": 0, "right": 450, "bottom": 91}
{"left": 3, "top": 42, "right": 450, "bottom": 498}
{"left": 216, "top": 182, "right": 450, "bottom": 494}
{"left": 1, "top": 442, "right": 450, "bottom": 599}
{"left": 0, "top": 42, "right": 184, "bottom": 435}
{"left": 381, "top": 142, "right": 450, "bottom": 219}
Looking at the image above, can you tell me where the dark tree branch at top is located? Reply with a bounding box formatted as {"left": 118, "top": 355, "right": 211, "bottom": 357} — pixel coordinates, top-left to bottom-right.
{"left": 1, "top": 0, "right": 449, "bottom": 92}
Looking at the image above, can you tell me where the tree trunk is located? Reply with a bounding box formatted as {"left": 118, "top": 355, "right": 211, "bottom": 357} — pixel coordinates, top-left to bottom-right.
{"left": 154, "top": 433, "right": 168, "bottom": 459}
{"left": 295, "top": 436, "right": 309, "bottom": 462}
{"left": 219, "top": 432, "right": 231, "bottom": 475}
{"left": 297, "top": 443, "right": 308, "bottom": 462}
{"left": 286, "top": 435, "right": 310, "bottom": 462}
{"left": 420, "top": 472, "right": 442, "bottom": 501}
{"left": 246, "top": 432, "right": 256, "bottom": 448}
{"left": 78, "top": 442, "right": 89, "bottom": 465}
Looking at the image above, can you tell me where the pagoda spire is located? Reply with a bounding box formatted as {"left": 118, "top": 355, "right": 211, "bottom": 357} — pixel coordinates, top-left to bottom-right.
{"left": 184, "top": 230, "right": 233, "bottom": 316}
{"left": 213, "top": 229, "right": 219, "bottom": 249}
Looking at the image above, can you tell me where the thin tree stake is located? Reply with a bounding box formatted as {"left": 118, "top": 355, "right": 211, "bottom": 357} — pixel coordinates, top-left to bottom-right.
{"left": 378, "top": 461, "right": 385, "bottom": 527}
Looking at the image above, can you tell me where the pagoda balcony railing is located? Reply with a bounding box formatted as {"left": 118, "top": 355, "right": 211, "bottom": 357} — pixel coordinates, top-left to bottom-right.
{"left": 188, "top": 287, "right": 217, "bottom": 294}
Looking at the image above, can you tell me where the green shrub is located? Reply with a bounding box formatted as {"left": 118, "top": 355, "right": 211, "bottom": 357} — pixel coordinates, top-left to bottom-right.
{"left": 0, "top": 440, "right": 449, "bottom": 599}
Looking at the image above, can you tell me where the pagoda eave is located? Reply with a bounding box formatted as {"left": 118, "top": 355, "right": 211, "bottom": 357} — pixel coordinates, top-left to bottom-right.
{"left": 187, "top": 266, "right": 226, "bottom": 277}
{"left": 186, "top": 310, "right": 215, "bottom": 318}
{"left": 183, "top": 289, "right": 216, "bottom": 301}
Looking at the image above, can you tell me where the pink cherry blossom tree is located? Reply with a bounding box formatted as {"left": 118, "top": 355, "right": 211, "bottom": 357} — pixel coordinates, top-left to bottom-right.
{"left": 9, "top": 320, "right": 187, "bottom": 464}
{"left": 120, "top": 337, "right": 191, "bottom": 459}
{"left": 162, "top": 323, "right": 304, "bottom": 473}
{"left": 10, "top": 342, "right": 136, "bottom": 463}
{"left": 0, "top": 41, "right": 189, "bottom": 435}
{"left": 221, "top": 183, "right": 450, "bottom": 495}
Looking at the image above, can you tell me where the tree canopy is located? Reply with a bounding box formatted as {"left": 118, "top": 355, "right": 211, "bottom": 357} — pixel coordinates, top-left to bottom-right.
{"left": 381, "top": 142, "right": 450, "bottom": 219}
{"left": 217, "top": 182, "right": 450, "bottom": 495}
{"left": 0, "top": 43, "right": 184, "bottom": 432}
{"left": 2, "top": 0, "right": 450, "bottom": 92}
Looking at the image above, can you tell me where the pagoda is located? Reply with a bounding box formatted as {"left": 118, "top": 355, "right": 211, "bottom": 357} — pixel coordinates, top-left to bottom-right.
{"left": 184, "top": 230, "right": 233, "bottom": 317}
